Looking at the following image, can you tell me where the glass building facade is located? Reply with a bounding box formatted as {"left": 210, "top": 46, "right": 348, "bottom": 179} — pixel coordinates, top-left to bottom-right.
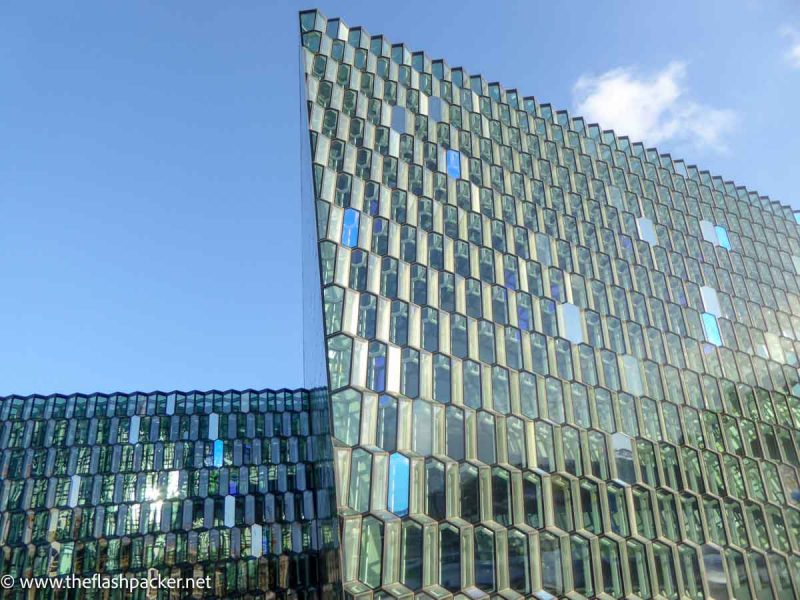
{"left": 4, "top": 9, "right": 800, "bottom": 600}
{"left": 300, "top": 8, "right": 800, "bottom": 600}
{"left": 0, "top": 390, "right": 340, "bottom": 599}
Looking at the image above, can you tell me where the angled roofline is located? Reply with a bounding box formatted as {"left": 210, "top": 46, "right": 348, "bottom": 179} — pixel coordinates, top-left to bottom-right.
{"left": 298, "top": 8, "right": 795, "bottom": 216}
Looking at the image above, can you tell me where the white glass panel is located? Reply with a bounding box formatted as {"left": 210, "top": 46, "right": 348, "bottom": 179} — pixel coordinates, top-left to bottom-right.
{"left": 700, "top": 286, "right": 721, "bottom": 317}
{"left": 699, "top": 220, "right": 718, "bottom": 245}
{"left": 167, "top": 471, "right": 180, "bottom": 498}
{"left": 636, "top": 217, "right": 658, "bottom": 245}
{"left": 224, "top": 495, "right": 235, "bottom": 528}
{"left": 129, "top": 415, "right": 140, "bottom": 445}
{"left": 557, "top": 302, "right": 584, "bottom": 344}
{"left": 251, "top": 524, "right": 263, "bottom": 557}
{"left": 386, "top": 344, "right": 401, "bottom": 393}
{"left": 620, "top": 355, "right": 643, "bottom": 396}
{"left": 68, "top": 475, "right": 80, "bottom": 508}
{"left": 209, "top": 413, "right": 219, "bottom": 440}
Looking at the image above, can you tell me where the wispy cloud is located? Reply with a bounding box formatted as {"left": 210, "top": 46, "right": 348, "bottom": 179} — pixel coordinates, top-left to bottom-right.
{"left": 572, "top": 61, "right": 736, "bottom": 152}
{"left": 781, "top": 26, "right": 800, "bottom": 68}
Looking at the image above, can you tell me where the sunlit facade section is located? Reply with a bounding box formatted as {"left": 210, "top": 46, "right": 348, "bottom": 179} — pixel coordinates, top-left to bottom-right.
{"left": 301, "top": 9, "right": 800, "bottom": 600}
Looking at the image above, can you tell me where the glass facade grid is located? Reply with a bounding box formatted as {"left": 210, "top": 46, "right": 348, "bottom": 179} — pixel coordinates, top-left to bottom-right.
{"left": 3, "top": 9, "right": 800, "bottom": 600}
{"left": 301, "top": 8, "right": 800, "bottom": 600}
{"left": 0, "top": 389, "right": 340, "bottom": 599}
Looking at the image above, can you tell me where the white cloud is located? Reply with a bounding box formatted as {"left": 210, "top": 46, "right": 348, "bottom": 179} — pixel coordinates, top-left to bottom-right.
{"left": 572, "top": 61, "right": 736, "bottom": 152}
{"left": 790, "top": 45, "right": 800, "bottom": 68}
{"left": 781, "top": 26, "right": 800, "bottom": 68}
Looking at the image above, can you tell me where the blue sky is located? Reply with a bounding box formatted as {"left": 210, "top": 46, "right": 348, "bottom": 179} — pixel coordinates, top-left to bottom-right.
{"left": 1, "top": 0, "right": 799, "bottom": 395}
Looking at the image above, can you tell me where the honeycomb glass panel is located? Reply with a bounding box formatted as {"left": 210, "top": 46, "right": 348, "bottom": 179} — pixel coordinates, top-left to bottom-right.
{"left": 387, "top": 452, "right": 410, "bottom": 516}
{"left": 446, "top": 149, "right": 461, "bottom": 179}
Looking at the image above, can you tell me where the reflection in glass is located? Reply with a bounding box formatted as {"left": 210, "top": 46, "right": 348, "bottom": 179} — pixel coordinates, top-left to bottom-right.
{"left": 387, "top": 453, "right": 410, "bottom": 516}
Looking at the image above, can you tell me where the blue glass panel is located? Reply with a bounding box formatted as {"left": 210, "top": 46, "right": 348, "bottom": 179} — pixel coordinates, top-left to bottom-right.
{"left": 372, "top": 356, "right": 386, "bottom": 392}
{"left": 702, "top": 312, "right": 723, "bottom": 346}
{"left": 213, "top": 439, "right": 224, "bottom": 467}
{"left": 342, "top": 208, "right": 360, "bottom": 247}
{"left": 392, "top": 106, "right": 407, "bottom": 133}
{"left": 795, "top": 212, "right": 800, "bottom": 225}
{"left": 714, "top": 226, "right": 731, "bottom": 250}
{"left": 429, "top": 96, "right": 442, "bottom": 122}
{"left": 621, "top": 236, "right": 633, "bottom": 253}
{"left": 387, "top": 453, "right": 410, "bottom": 516}
{"left": 446, "top": 149, "right": 461, "bottom": 179}
{"left": 504, "top": 268, "right": 518, "bottom": 290}
{"left": 518, "top": 306, "right": 531, "bottom": 330}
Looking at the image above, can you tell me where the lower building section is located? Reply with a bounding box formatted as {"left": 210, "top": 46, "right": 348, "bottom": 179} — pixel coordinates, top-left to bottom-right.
{"left": 3, "top": 383, "right": 800, "bottom": 599}
{"left": 0, "top": 390, "right": 340, "bottom": 599}
{"left": 328, "top": 388, "right": 800, "bottom": 600}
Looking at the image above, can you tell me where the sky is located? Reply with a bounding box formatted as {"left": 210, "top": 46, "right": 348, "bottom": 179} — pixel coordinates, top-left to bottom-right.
{"left": 1, "top": 0, "right": 799, "bottom": 395}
